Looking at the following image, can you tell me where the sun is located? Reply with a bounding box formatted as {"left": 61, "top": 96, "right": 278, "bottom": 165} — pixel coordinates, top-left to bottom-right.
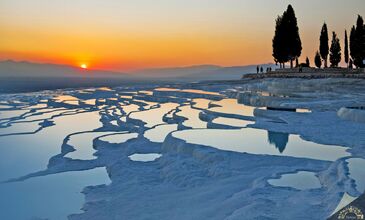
{"left": 80, "top": 64, "right": 88, "bottom": 69}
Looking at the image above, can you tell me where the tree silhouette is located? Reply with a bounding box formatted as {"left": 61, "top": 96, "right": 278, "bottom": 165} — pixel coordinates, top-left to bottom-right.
{"left": 357, "top": 15, "right": 365, "bottom": 67}
{"left": 350, "top": 15, "right": 365, "bottom": 68}
{"left": 267, "top": 131, "right": 289, "bottom": 153}
{"left": 306, "top": 57, "right": 310, "bottom": 67}
{"left": 320, "top": 23, "right": 329, "bottom": 68}
{"left": 344, "top": 30, "right": 349, "bottom": 67}
{"left": 283, "top": 5, "right": 302, "bottom": 68}
{"left": 314, "top": 51, "right": 322, "bottom": 68}
{"left": 349, "top": 59, "right": 353, "bottom": 69}
{"left": 330, "top": 32, "right": 342, "bottom": 67}
{"left": 350, "top": 25, "right": 357, "bottom": 67}
{"left": 272, "top": 5, "right": 302, "bottom": 68}
{"left": 273, "top": 15, "right": 288, "bottom": 68}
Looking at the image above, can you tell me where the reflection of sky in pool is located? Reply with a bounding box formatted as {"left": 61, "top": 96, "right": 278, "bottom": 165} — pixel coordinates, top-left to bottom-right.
{"left": 347, "top": 158, "right": 365, "bottom": 193}
{"left": 212, "top": 117, "right": 253, "bottom": 127}
{"left": 133, "top": 99, "right": 158, "bottom": 109}
{"left": 154, "top": 88, "right": 221, "bottom": 96}
{"left": 20, "top": 107, "right": 67, "bottom": 119}
{"left": 0, "top": 167, "right": 110, "bottom": 220}
{"left": 154, "top": 87, "right": 178, "bottom": 92}
{"left": 0, "top": 109, "right": 29, "bottom": 120}
{"left": 0, "top": 111, "right": 102, "bottom": 181}
{"left": 121, "top": 104, "right": 140, "bottom": 115}
{"left": 268, "top": 171, "right": 321, "bottom": 190}
{"left": 138, "top": 90, "right": 153, "bottom": 95}
{"left": 181, "top": 89, "right": 220, "bottom": 96}
{"left": 0, "top": 104, "right": 12, "bottom": 109}
{"left": 130, "top": 103, "right": 178, "bottom": 128}
{"left": 173, "top": 128, "right": 350, "bottom": 161}
{"left": 82, "top": 99, "right": 97, "bottom": 105}
{"left": 98, "top": 132, "right": 138, "bottom": 144}
{"left": 145, "top": 124, "right": 178, "bottom": 143}
{"left": 192, "top": 98, "right": 211, "bottom": 109}
{"left": 209, "top": 99, "right": 255, "bottom": 117}
{"left": 53, "top": 95, "right": 78, "bottom": 102}
{"left": 0, "top": 121, "right": 41, "bottom": 135}
{"left": 129, "top": 153, "right": 162, "bottom": 162}
{"left": 66, "top": 131, "right": 117, "bottom": 160}
{"left": 176, "top": 105, "right": 207, "bottom": 128}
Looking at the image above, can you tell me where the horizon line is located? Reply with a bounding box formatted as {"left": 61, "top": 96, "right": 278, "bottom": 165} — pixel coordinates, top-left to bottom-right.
{"left": 0, "top": 58, "right": 276, "bottom": 73}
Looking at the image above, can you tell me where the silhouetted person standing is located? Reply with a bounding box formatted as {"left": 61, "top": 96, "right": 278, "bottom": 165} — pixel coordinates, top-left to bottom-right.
{"left": 260, "top": 67, "right": 263, "bottom": 73}
{"left": 257, "top": 66, "right": 259, "bottom": 73}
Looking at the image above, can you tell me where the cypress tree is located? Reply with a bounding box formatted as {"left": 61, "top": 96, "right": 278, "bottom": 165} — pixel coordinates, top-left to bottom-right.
{"left": 344, "top": 30, "right": 349, "bottom": 66}
{"left": 272, "top": 5, "right": 302, "bottom": 68}
{"left": 350, "top": 15, "right": 365, "bottom": 68}
{"left": 283, "top": 5, "right": 302, "bottom": 68}
{"left": 273, "top": 15, "right": 288, "bottom": 68}
{"left": 320, "top": 23, "right": 329, "bottom": 68}
{"left": 330, "top": 32, "right": 341, "bottom": 67}
{"left": 350, "top": 25, "right": 358, "bottom": 67}
{"left": 314, "top": 51, "right": 322, "bottom": 68}
{"left": 357, "top": 15, "right": 365, "bottom": 67}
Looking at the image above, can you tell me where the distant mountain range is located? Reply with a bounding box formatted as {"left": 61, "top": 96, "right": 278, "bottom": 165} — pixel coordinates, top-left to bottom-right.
{"left": 132, "top": 64, "right": 276, "bottom": 81}
{"left": 0, "top": 60, "right": 276, "bottom": 92}
{"left": 0, "top": 60, "right": 275, "bottom": 81}
{"left": 0, "top": 60, "right": 131, "bottom": 78}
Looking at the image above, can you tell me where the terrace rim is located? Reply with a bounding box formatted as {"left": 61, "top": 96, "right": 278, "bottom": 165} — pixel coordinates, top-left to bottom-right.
{"left": 243, "top": 67, "right": 365, "bottom": 79}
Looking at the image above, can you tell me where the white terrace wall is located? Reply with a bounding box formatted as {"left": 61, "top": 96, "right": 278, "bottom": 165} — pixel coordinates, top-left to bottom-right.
{"left": 273, "top": 67, "right": 364, "bottom": 74}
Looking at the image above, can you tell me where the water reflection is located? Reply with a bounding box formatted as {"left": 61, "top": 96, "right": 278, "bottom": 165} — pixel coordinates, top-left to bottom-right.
{"left": 212, "top": 117, "right": 253, "bottom": 127}
{"left": 66, "top": 131, "right": 117, "bottom": 160}
{"left": 129, "top": 153, "right": 162, "bottom": 162}
{"left": 0, "top": 111, "right": 102, "bottom": 182}
{"left": 267, "top": 131, "right": 289, "bottom": 153}
{"left": 209, "top": 99, "right": 255, "bottom": 117}
{"left": 176, "top": 105, "right": 207, "bottom": 128}
{"left": 144, "top": 124, "right": 178, "bottom": 143}
{"left": 347, "top": 158, "right": 365, "bottom": 193}
{"left": 98, "top": 132, "right": 138, "bottom": 144}
{"left": 130, "top": 103, "right": 178, "bottom": 128}
{"left": 268, "top": 171, "right": 321, "bottom": 190}
{"left": 154, "top": 88, "right": 220, "bottom": 96}
{"left": 192, "top": 98, "right": 211, "bottom": 109}
{"left": 173, "top": 128, "right": 350, "bottom": 161}
{"left": 0, "top": 167, "right": 110, "bottom": 220}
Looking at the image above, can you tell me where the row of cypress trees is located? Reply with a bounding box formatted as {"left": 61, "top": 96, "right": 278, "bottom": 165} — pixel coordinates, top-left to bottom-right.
{"left": 315, "top": 15, "right": 365, "bottom": 68}
{"left": 317, "top": 24, "right": 342, "bottom": 68}
{"left": 273, "top": 5, "right": 365, "bottom": 69}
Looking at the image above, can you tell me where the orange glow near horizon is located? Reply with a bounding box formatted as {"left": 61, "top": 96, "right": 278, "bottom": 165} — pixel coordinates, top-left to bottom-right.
{"left": 0, "top": 0, "right": 364, "bottom": 71}
{"left": 0, "top": 31, "right": 272, "bottom": 71}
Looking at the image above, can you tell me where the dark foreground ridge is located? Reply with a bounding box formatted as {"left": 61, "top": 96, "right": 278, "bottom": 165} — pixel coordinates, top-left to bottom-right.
{"left": 243, "top": 68, "right": 365, "bottom": 79}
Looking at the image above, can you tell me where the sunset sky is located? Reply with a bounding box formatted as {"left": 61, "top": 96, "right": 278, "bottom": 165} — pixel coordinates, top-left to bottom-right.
{"left": 0, "top": 0, "right": 364, "bottom": 71}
